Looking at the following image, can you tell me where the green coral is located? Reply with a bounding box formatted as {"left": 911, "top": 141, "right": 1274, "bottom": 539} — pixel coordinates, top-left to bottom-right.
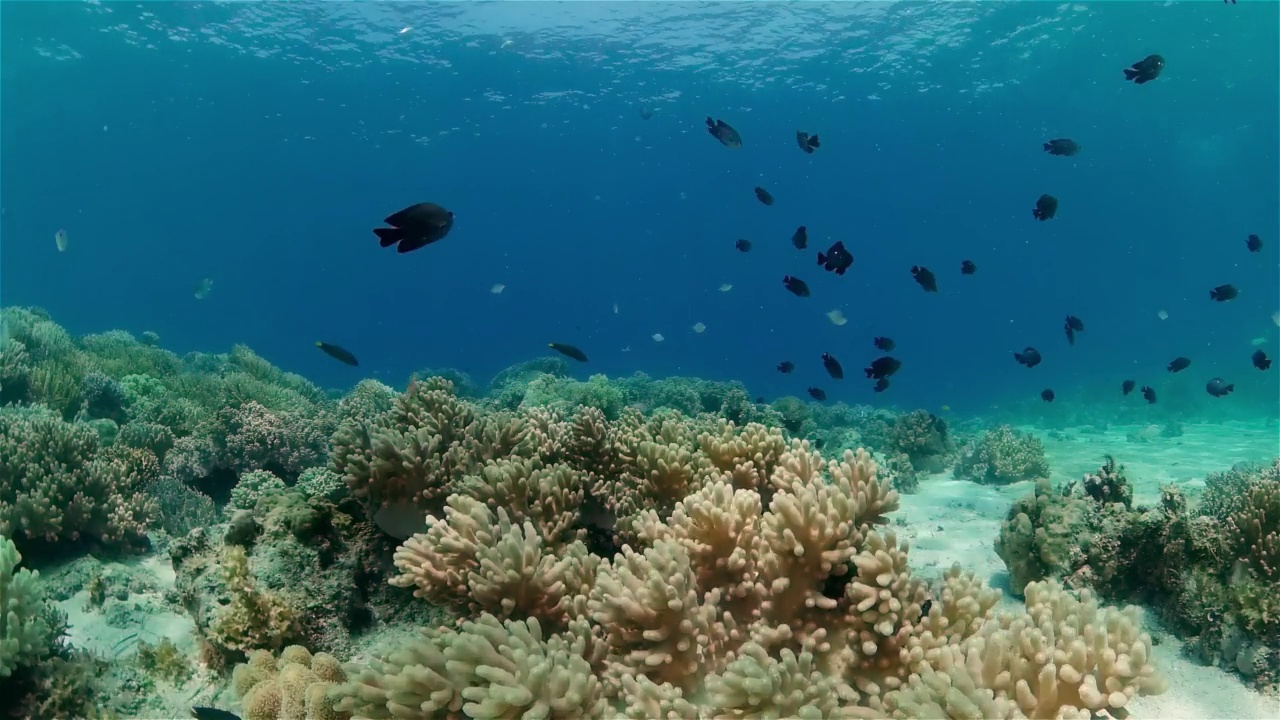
{"left": 0, "top": 535, "right": 56, "bottom": 677}
{"left": 956, "top": 425, "right": 1049, "bottom": 485}
{"left": 229, "top": 470, "right": 288, "bottom": 513}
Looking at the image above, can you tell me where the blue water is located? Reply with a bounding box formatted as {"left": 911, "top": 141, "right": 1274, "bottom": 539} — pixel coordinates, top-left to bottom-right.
{"left": 3, "top": 1, "right": 1277, "bottom": 416}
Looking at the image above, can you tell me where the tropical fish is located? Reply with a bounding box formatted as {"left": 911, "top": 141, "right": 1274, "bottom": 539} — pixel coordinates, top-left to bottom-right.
{"left": 1253, "top": 350, "right": 1271, "bottom": 370}
{"left": 754, "top": 187, "right": 774, "bottom": 206}
{"left": 873, "top": 337, "right": 895, "bottom": 351}
{"left": 817, "top": 242, "right": 853, "bottom": 275}
{"left": 316, "top": 342, "right": 358, "bottom": 366}
{"left": 777, "top": 361, "right": 794, "bottom": 374}
{"left": 1041, "top": 389, "right": 1055, "bottom": 403}
{"left": 911, "top": 265, "right": 937, "bottom": 292}
{"left": 807, "top": 387, "right": 826, "bottom": 401}
{"left": 736, "top": 239, "right": 752, "bottom": 252}
{"left": 1014, "top": 347, "right": 1042, "bottom": 368}
{"left": 193, "top": 708, "right": 241, "bottom": 720}
{"left": 705, "top": 117, "right": 742, "bottom": 148}
{"left": 1033, "top": 194, "right": 1058, "bottom": 221}
{"left": 791, "top": 226, "right": 808, "bottom": 250}
{"left": 1167, "top": 357, "right": 1191, "bottom": 373}
{"left": 1064, "top": 315, "right": 1084, "bottom": 345}
{"left": 783, "top": 276, "right": 810, "bottom": 297}
{"left": 1209, "top": 284, "right": 1238, "bottom": 302}
{"left": 865, "top": 356, "right": 901, "bottom": 380}
{"left": 1043, "top": 139, "right": 1080, "bottom": 157}
{"left": 873, "top": 377, "right": 890, "bottom": 393}
{"left": 1205, "top": 378, "right": 1234, "bottom": 397}
{"left": 1141, "top": 386, "right": 1157, "bottom": 404}
{"left": 960, "top": 260, "right": 977, "bottom": 275}
{"left": 374, "top": 202, "right": 454, "bottom": 253}
{"left": 548, "top": 343, "right": 588, "bottom": 362}
{"left": 1122, "top": 379, "right": 1136, "bottom": 395}
{"left": 1246, "top": 234, "right": 1262, "bottom": 252}
{"left": 796, "top": 131, "right": 820, "bottom": 154}
{"left": 1123, "top": 54, "right": 1165, "bottom": 84}
{"left": 821, "top": 353, "right": 844, "bottom": 380}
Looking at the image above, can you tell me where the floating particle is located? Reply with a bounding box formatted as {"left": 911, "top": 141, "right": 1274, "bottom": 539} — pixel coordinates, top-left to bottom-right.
{"left": 826, "top": 309, "right": 847, "bottom": 326}
{"left": 719, "top": 283, "right": 733, "bottom": 293}
{"left": 194, "top": 278, "right": 214, "bottom": 300}
{"left": 652, "top": 333, "right": 665, "bottom": 342}
{"left": 692, "top": 322, "right": 706, "bottom": 334}
{"left": 54, "top": 229, "right": 68, "bottom": 252}
{"left": 1157, "top": 310, "right": 1168, "bottom": 320}
{"left": 490, "top": 283, "right": 505, "bottom": 294}
{"left": 613, "top": 302, "right": 619, "bottom": 314}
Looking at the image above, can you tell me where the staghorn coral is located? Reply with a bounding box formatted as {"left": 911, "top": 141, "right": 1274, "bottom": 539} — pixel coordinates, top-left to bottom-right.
{"left": 955, "top": 425, "right": 1049, "bottom": 486}
{"left": 341, "top": 428, "right": 1168, "bottom": 718}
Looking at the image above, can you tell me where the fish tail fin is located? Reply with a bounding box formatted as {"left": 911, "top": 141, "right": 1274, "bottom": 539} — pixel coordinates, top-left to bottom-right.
{"left": 374, "top": 227, "right": 402, "bottom": 247}
{"left": 1123, "top": 68, "right": 1138, "bottom": 80}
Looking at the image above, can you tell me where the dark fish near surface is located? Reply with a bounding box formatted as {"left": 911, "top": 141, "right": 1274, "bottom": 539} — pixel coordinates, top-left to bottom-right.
{"left": 194, "top": 708, "right": 241, "bottom": 720}
{"left": 375, "top": 202, "right": 454, "bottom": 253}
{"left": 1141, "top": 385, "right": 1157, "bottom": 404}
{"left": 865, "top": 356, "right": 902, "bottom": 380}
{"left": 873, "top": 336, "right": 895, "bottom": 352}
{"left": 960, "top": 259, "right": 977, "bottom": 275}
{"left": 1253, "top": 350, "right": 1272, "bottom": 370}
{"left": 822, "top": 353, "right": 844, "bottom": 380}
{"left": 791, "top": 226, "right": 808, "bottom": 250}
{"left": 1167, "top": 357, "right": 1191, "bottom": 373}
{"left": 1043, "top": 139, "right": 1080, "bottom": 157}
{"left": 1014, "top": 347, "right": 1042, "bottom": 368}
{"left": 777, "top": 361, "right": 795, "bottom": 374}
{"left": 736, "top": 238, "right": 752, "bottom": 252}
{"left": 1206, "top": 377, "right": 1235, "bottom": 397}
{"left": 754, "top": 187, "right": 775, "bottom": 206}
{"left": 1124, "top": 54, "right": 1165, "bottom": 84}
{"left": 911, "top": 265, "right": 938, "bottom": 292}
{"left": 817, "top": 241, "right": 853, "bottom": 275}
{"left": 1122, "top": 379, "right": 1136, "bottom": 395}
{"left": 1033, "top": 194, "right": 1058, "bottom": 221}
{"left": 796, "top": 130, "right": 821, "bottom": 154}
{"left": 548, "top": 343, "right": 589, "bottom": 362}
{"left": 873, "top": 377, "right": 890, "bottom": 393}
{"left": 705, "top": 117, "right": 742, "bottom": 148}
{"left": 1209, "top": 284, "right": 1238, "bottom": 302}
{"left": 1041, "top": 389, "right": 1055, "bottom": 403}
{"left": 783, "top": 275, "right": 810, "bottom": 297}
{"left": 316, "top": 342, "right": 359, "bottom": 367}
{"left": 1244, "top": 234, "right": 1262, "bottom": 252}
{"left": 808, "top": 387, "right": 827, "bottom": 401}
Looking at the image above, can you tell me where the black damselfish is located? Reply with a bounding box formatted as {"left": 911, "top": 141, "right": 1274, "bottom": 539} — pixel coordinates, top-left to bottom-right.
{"left": 1253, "top": 350, "right": 1272, "bottom": 371}
{"left": 1206, "top": 378, "right": 1234, "bottom": 397}
{"left": 911, "top": 265, "right": 937, "bottom": 292}
{"left": 1247, "top": 234, "right": 1262, "bottom": 252}
{"left": 374, "top": 202, "right": 454, "bottom": 253}
{"left": 1141, "top": 386, "right": 1157, "bottom": 404}
{"left": 808, "top": 387, "right": 827, "bottom": 401}
{"left": 1014, "top": 347, "right": 1042, "bottom": 368}
{"left": 822, "top": 353, "right": 844, "bottom": 380}
{"left": 796, "top": 131, "right": 820, "bottom": 154}
{"left": 865, "top": 356, "right": 901, "bottom": 380}
{"left": 783, "top": 276, "right": 810, "bottom": 297}
{"left": 1124, "top": 54, "right": 1165, "bottom": 84}
{"left": 777, "top": 361, "right": 795, "bottom": 374}
{"left": 1122, "top": 379, "right": 1136, "bottom": 395}
{"left": 792, "top": 226, "right": 808, "bottom": 250}
{"left": 736, "top": 239, "right": 752, "bottom": 252}
{"left": 1033, "top": 194, "right": 1058, "bottom": 221}
{"left": 706, "top": 117, "right": 742, "bottom": 148}
{"left": 1167, "top": 357, "right": 1191, "bottom": 373}
{"left": 1041, "top": 389, "right": 1055, "bottom": 403}
{"left": 1043, "top": 139, "right": 1080, "bottom": 157}
{"left": 873, "top": 336, "right": 895, "bottom": 352}
{"left": 960, "top": 259, "right": 977, "bottom": 275}
{"left": 1210, "top": 284, "right": 1238, "bottom": 302}
{"left": 754, "top": 187, "right": 775, "bottom": 206}
{"left": 818, "top": 241, "right": 853, "bottom": 275}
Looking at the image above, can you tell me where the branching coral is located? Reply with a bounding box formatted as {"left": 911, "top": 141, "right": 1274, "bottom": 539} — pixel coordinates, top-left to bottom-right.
{"left": 0, "top": 534, "right": 57, "bottom": 678}
{"left": 338, "top": 422, "right": 1169, "bottom": 718}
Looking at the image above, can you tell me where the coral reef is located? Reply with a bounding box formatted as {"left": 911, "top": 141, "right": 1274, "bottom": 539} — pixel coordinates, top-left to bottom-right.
{"left": 997, "top": 457, "right": 1280, "bottom": 689}
{"left": 231, "top": 645, "right": 350, "bottom": 720}
{"left": 335, "top": 429, "right": 1168, "bottom": 718}
{"left": 956, "top": 425, "right": 1050, "bottom": 485}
